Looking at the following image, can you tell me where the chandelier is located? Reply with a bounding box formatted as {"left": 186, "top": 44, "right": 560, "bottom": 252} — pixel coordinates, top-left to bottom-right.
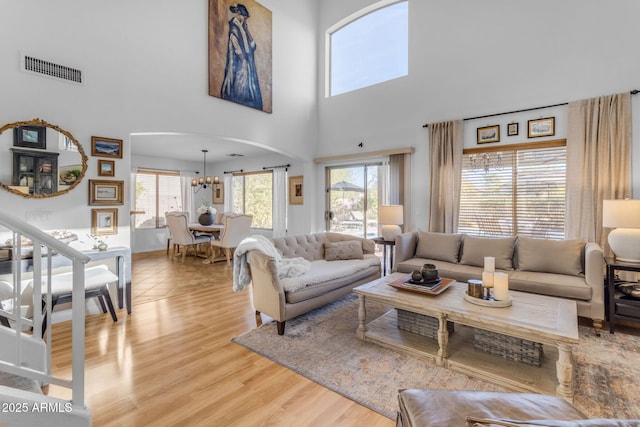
{"left": 192, "top": 149, "right": 219, "bottom": 192}
{"left": 469, "top": 152, "right": 503, "bottom": 173}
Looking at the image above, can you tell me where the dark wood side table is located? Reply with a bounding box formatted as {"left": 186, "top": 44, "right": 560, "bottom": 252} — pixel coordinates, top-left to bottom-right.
{"left": 605, "top": 257, "right": 640, "bottom": 333}
{"left": 372, "top": 237, "right": 395, "bottom": 276}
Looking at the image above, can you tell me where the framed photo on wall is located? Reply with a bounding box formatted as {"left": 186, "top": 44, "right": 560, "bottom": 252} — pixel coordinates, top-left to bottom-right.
{"left": 91, "top": 136, "right": 123, "bottom": 158}
{"left": 89, "top": 179, "right": 124, "bottom": 205}
{"left": 212, "top": 182, "right": 224, "bottom": 204}
{"left": 528, "top": 117, "right": 555, "bottom": 138}
{"left": 91, "top": 208, "right": 118, "bottom": 235}
{"left": 98, "top": 159, "right": 115, "bottom": 177}
{"left": 289, "top": 175, "right": 303, "bottom": 205}
{"left": 477, "top": 125, "right": 500, "bottom": 144}
{"left": 507, "top": 122, "right": 519, "bottom": 136}
{"left": 14, "top": 125, "right": 46, "bottom": 149}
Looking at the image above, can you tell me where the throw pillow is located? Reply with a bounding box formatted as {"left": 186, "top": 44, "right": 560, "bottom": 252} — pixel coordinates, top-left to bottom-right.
{"left": 324, "top": 241, "right": 364, "bottom": 261}
{"left": 516, "top": 237, "right": 584, "bottom": 276}
{"left": 415, "top": 232, "right": 462, "bottom": 263}
{"left": 460, "top": 235, "right": 517, "bottom": 270}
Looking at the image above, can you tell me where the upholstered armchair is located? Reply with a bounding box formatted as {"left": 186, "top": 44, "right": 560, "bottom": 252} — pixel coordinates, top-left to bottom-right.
{"left": 211, "top": 214, "right": 252, "bottom": 266}
{"left": 165, "top": 211, "right": 212, "bottom": 262}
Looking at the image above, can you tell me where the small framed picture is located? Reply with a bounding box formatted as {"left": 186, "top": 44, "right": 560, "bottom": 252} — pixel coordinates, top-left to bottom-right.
{"left": 212, "top": 182, "right": 224, "bottom": 204}
{"left": 14, "top": 125, "right": 46, "bottom": 149}
{"left": 477, "top": 125, "right": 500, "bottom": 144}
{"left": 91, "top": 136, "right": 123, "bottom": 158}
{"left": 98, "top": 159, "right": 115, "bottom": 177}
{"left": 91, "top": 208, "right": 118, "bottom": 235}
{"left": 289, "top": 175, "right": 303, "bottom": 205}
{"left": 507, "top": 122, "right": 519, "bottom": 136}
{"left": 89, "top": 179, "right": 124, "bottom": 205}
{"left": 528, "top": 117, "right": 555, "bottom": 138}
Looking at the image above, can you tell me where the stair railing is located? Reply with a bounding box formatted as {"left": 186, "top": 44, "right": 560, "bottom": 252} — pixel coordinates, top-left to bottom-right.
{"left": 0, "top": 209, "right": 90, "bottom": 410}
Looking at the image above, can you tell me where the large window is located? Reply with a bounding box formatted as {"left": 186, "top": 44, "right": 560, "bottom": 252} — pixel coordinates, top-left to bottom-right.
{"left": 458, "top": 142, "right": 566, "bottom": 240}
{"left": 329, "top": 1, "right": 408, "bottom": 96}
{"left": 232, "top": 171, "right": 272, "bottom": 230}
{"left": 135, "top": 169, "right": 182, "bottom": 229}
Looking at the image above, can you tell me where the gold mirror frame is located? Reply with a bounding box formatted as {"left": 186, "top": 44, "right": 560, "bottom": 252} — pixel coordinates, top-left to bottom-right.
{"left": 0, "top": 118, "right": 88, "bottom": 198}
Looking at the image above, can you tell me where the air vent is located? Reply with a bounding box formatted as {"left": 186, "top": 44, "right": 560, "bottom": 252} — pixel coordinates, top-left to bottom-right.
{"left": 21, "top": 53, "right": 83, "bottom": 85}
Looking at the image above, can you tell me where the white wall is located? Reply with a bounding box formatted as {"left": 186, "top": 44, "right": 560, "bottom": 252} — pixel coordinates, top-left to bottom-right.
{"left": 315, "top": 0, "right": 640, "bottom": 232}
{"left": 0, "top": 0, "right": 319, "bottom": 245}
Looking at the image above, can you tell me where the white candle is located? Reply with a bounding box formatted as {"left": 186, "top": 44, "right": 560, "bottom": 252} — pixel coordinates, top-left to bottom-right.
{"left": 484, "top": 256, "right": 495, "bottom": 273}
{"left": 482, "top": 271, "right": 494, "bottom": 288}
{"left": 493, "top": 272, "right": 509, "bottom": 301}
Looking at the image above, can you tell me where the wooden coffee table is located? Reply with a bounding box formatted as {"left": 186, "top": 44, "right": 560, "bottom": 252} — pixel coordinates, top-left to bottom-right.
{"left": 353, "top": 273, "right": 579, "bottom": 401}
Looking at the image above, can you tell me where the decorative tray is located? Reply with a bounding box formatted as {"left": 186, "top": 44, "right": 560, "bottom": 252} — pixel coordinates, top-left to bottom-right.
{"left": 390, "top": 276, "right": 455, "bottom": 296}
{"left": 463, "top": 290, "right": 512, "bottom": 307}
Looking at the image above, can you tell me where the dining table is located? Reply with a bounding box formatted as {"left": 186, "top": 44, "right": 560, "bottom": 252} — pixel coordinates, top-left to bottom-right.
{"left": 188, "top": 223, "right": 225, "bottom": 263}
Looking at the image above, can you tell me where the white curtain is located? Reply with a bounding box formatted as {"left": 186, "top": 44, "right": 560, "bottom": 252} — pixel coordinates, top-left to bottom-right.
{"left": 566, "top": 92, "right": 631, "bottom": 251}
{"left": 272, "top": 168, "right": 287, "bottom": 237}
{"left": 179, "top": 171, "right": 195, "bottom": 221}
{"left": 389, "top": 153, "right": 412, "bottom": 232}
{"left": 428, "top": 120, "right": 463, "bottom": 233}
{"left": 224, "top": 173, "right": 234, "bottom": 213}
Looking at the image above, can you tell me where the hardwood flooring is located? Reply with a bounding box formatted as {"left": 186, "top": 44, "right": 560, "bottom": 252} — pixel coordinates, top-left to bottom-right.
{"left": 47, "top": 251, "right": 394, "bottom": 427}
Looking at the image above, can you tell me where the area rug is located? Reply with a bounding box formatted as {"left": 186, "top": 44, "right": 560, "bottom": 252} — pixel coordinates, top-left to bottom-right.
{"left": 232, "top": 294, "right": 640, "bottom": 420}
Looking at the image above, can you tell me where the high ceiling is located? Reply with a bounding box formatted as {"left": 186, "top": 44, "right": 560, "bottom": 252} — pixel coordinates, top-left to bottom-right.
{"left": 130, "top": 132, "right": 281, "bottom": 164}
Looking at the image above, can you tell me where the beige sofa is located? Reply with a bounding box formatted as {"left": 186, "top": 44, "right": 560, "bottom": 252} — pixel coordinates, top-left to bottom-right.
{"left": 394, "top": 232, "right": 605, "bottom": 333}
{"left": 247, "top": 232, "right": 381, "bottom": 335}
{"left": 397, "top": 389, "right": 639, "bottom": 426}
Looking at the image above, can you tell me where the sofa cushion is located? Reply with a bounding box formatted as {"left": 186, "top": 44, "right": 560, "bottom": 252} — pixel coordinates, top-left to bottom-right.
{"left": 324, "top": 240, "right": 363, "bottom": 261}
{"left": 460, "top": 236, "right": 517, "bottom": 270}
{"left": 283, "top": 255, "right": 380, "bottom": 303}
{"left": 516, "top": 237, "right": 584, "bottom": 276}
{"left": 509, "top": 271, "right": 592, "bottom": 300}
{"left": 466, "top": 418, "right": 640, "bottom": 427}
{"left": 415, "top": 232, "right": 462, "bottom": 263}
{"left": 397, "top": 389, "right": 586, "bottom": 427}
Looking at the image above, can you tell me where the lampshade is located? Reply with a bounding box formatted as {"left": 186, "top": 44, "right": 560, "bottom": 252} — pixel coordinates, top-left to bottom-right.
{"left": 379, "top": 205, "right": 404, "bottom": 225}
{"left": 603, "top": 199, "right": 640, "bottom": 263}
{"left": 379, "top": 205, "right": 404, "bottom": 241}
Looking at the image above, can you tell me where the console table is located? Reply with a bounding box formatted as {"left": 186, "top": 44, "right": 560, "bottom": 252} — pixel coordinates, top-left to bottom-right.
{"left": 0, "top": 245, "right": 132, "bottom": 314}
{"left": 605, "top": 257, "right": 640, "bottom": 333}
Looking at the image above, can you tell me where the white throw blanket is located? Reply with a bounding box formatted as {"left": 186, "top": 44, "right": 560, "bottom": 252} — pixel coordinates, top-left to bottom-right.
{"left": 233, "top": 235, "right": 310, "bottom": 292}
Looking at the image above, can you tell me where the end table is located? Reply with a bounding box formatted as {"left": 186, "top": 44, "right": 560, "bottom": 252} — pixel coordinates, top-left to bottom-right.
{"left": 373, "top": 237, "right": 395, "bottom": 276}
{"left": 605, "top": 257, "right": 640, "bottom": 333}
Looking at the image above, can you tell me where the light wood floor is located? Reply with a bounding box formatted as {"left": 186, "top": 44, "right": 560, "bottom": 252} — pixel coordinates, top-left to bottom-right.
{"left": 47, "top": 250, "right": 394, "bottom": 427}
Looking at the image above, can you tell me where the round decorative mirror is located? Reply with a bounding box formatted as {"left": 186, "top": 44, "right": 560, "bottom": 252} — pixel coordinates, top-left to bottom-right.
{"left": 0, "top": 118, "right": 87, "bottom": 198}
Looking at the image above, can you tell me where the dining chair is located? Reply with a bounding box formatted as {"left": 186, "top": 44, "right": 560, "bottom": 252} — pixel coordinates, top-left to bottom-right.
{"left": 210, "top": 214, "right": 252, "bottom": 266}
{"left": 165, "top": 211, "right": 212, "bottom": 262}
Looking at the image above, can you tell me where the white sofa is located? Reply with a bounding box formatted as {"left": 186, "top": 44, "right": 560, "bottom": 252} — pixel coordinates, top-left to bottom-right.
{"left": 247, "top": 232, "right": 381, "bottom": 335}
{"left": 394, "top": 232, "right": 605, "bottom": 333}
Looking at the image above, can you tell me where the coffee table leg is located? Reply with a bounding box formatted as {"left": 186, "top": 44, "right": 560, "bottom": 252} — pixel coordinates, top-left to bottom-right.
{"left": 556, "top": 343, "right": 574, "bottom": 401}
{"left": 436, "top": 313, "right": 449, "bottom": 366}
{"left": 357, "top": 294, "right": 367, "bottom": 340}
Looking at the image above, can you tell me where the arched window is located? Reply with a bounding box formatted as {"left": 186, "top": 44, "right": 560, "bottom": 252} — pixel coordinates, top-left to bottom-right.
{"left": 328, "top": 1, "right": 408, "bottom": 97}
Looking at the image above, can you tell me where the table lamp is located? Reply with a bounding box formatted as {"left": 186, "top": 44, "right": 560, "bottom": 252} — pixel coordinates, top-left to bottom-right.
{"left": 603, "top": 199, "right": 640, "bottom": 263}
{"left": 379, "top": 205, "right": 404, "bottom": 242}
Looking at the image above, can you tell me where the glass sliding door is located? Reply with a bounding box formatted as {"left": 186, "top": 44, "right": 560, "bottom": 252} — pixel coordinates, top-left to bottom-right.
{"left": 326, "top": 164, "right": 381, "bottom": 238}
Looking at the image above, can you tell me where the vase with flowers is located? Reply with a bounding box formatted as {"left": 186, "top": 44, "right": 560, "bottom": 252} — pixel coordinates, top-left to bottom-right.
{"left": 197, "top": 200, "right": 217, "bottom": 226}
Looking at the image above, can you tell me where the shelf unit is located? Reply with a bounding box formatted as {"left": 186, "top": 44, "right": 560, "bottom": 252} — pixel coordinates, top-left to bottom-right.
{"left": 11, "top": 148, "right": 59, "bottom": 195}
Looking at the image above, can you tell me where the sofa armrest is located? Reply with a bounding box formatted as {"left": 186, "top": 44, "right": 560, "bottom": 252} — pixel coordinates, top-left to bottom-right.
{"left": 247, "top": 250, "right": 287, "bottom": 322}
{"left": 393, "top": 232, "right": 418, "bottom": 272}
{"left": 584, "top": 242, "right": 605, "bottom": 320}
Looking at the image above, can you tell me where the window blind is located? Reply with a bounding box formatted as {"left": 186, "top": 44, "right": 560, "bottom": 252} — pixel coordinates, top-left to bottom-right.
{"left": 458, "top": 144, "right": 566, "bottom": 240}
